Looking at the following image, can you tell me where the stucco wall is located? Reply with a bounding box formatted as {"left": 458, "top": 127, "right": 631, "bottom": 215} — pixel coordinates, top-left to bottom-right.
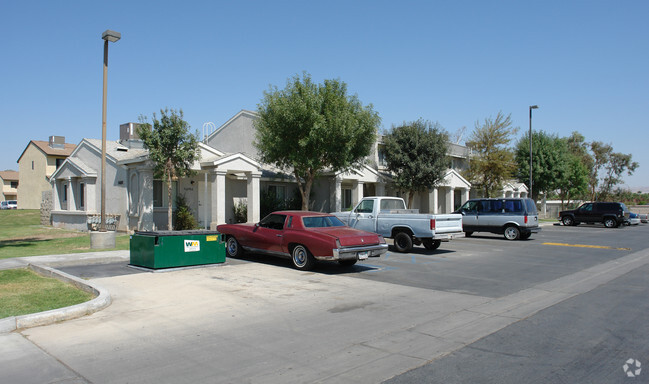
{"left": 207, "top": 112, "right": 259, "bottom": 158}
{"left": 18, "top": 144, "right": 51, "bottom": 209}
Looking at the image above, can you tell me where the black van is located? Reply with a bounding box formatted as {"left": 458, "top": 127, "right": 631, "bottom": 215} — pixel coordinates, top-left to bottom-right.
{"left": 559, "top": 202, "right": 629, "bottom": 228}
{"left": 455, "top": 198, "right": 540, "bottom": 240}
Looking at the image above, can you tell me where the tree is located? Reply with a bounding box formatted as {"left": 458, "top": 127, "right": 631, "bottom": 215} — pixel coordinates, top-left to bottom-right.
{"left": 137, "top": 108, "right": 200, "bottom": 229}
{"left": 588, "top": 141, "right": 612, "bottom": 201}
{"left": 464, "top": 112, "right": 519, "bottom": 197}
{"left": 599, "top": 152, "right": 639, "bottom": 200}
{"left": 383, "top": 120, "right": 450, "bottom": 208}
{"left": 514, "top": 131, "right": 568, "bottom": 201}
{"left": 255, "top": 72, "right": 380, "bottom": 210}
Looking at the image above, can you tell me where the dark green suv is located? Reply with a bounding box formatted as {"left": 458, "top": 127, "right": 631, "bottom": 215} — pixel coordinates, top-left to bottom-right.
{"left": 559, "top": 202, "right": 630, "bottom": 228}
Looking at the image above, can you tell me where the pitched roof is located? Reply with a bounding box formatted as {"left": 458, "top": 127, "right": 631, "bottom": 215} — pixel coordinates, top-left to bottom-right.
{"left": 0, "top": 170, "right": 19, "bottom": 180}
{"left": 17, "top": 140, "right": 76, "bottom": 163}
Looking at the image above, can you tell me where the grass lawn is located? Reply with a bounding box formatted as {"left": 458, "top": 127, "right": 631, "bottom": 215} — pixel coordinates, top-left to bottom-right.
{"left": 0, "top": 209, "right": 129, "bottom": 260}
{"left": 0, "top": 268, "right": 95, "bottom": 318}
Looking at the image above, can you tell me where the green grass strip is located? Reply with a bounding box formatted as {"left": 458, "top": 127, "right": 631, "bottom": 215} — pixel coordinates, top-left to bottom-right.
{"left": 0, "top": 268, "right": 95, "bottom": 318}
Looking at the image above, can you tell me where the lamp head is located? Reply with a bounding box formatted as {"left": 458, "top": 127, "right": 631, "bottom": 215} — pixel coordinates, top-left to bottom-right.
{"left": 530, "top": 105, "right": 539, "bottom": 110}
{"left": 102, "top": 30, "right": 121, "bottom": 43}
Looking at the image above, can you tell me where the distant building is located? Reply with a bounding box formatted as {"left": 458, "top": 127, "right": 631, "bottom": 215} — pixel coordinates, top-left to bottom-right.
{"left": 0, "top": 170, "right": 19, "bottom": 202}
{"left": 17, "top": 136, "right": 76, "bottom": 209}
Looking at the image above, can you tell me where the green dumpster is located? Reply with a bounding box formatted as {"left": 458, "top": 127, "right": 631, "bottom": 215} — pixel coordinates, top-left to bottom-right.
{"left": 130, "top": 230, "right": 226, "bottom": 269}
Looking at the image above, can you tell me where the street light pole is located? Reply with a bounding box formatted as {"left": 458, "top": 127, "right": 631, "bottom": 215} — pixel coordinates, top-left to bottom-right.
{"left": 100, "top": 30, "right": 120, "bottom": 232}
{"left": 529, "top": 105, "right": 539, "bottom": 199}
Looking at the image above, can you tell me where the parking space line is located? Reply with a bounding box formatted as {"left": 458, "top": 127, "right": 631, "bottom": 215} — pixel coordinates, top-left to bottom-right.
{"left": 542, "top": 242, "right": 631, "bottom": 251}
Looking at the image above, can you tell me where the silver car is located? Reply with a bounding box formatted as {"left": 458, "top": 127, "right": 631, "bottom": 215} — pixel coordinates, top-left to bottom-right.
{"left": 455, "top": 198, "right": 541, "bottom": 240}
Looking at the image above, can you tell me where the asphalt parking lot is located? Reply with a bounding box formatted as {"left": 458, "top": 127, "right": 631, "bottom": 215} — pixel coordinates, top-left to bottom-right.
{"left": 4, "top": 223, "right": 647, "bottom": 383}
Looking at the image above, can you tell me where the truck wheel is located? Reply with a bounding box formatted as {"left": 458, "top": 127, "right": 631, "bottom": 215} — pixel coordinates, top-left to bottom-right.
{"left": 393, "top": 232, "right": 413, "bottom": 253}
{"left": 561, "top": 216, "right": 574, "bottom": 226}
{"left": 464, "top": 232, "right": 473, "bottom": 237}
{"left": 503, "top": 225, "right": 520, "bottom": 240}
{"left": 291, "top": 244, "right": 315, "bottom": 270}
{"left": 422, "top": 239, "right": 441, "bottom": 250}
{"left": 603, "top": 217, "right": 617, "bottom": 228}
{"left": 226, "top": 236, "right": 242, "bottom": 258}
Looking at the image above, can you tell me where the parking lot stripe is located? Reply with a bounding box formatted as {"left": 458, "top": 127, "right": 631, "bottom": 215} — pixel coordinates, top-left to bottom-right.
{"left": 542, "top": 242, "right": 631, "bottom": 251}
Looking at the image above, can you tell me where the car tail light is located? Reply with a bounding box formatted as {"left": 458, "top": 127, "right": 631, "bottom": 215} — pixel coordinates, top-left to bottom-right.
{"left": 336, "top": 239, "right": 342, "bottom": 249}
{"left": 524, "top": 215, "right": 528, "bottom": 224}
{"left": 430, "top": 219, "right": 436, "bottom": 230}
{"left": 378, "top": 235, "right": 386, "bottom": 244}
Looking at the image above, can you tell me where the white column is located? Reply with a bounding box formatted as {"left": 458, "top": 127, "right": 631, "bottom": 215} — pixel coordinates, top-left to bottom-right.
{"left": 247, "top": 172, "right": 261, "bottom": 223}
{"left": 352, "top": 180, "right": 364, "bottom": 207}
{"left": 210, "top": 170, "right": 227, "bottom": 229}
{"left": 375, "top": 182, "right": 385, "bottom": 196}
{"left": 462, "top": 188, "right": 470, "bottom": 206}
{"left": 445, "top": 187, "right": 455, "bottom": 213}
{"left": 139, "top": 169, "right": 154, "bottom": 231}
{"left": 428, "top": 188, "right": 439, "bottom": 214}
{"left": 67, "top": 178, "right": 76, "bottom": 211}
{"left": 53, "top": 180, "right": 61, "bottom": 210}
{"left": 330, "top": 176, "right": 342, "bottom": 212}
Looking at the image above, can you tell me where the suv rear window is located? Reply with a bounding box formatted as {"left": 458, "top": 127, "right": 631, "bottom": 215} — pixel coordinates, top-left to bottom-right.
{"left": 524, "top": 199, "right": 537, "bottom": 214}
{"left": 504, "top": 200, "right": 523, "bottom": 213}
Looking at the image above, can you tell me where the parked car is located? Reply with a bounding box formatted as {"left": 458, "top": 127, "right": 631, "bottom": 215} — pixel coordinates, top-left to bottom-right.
{"left": 640, "top": 213, "right": 649, "bottom": 223}
{"left": 217, "top": 211, "right": 388, "bottom": 271}
{"left": 332, "top": 196, "right": 464, "bottom": 253}
{"left": 1, "top": 200, "right": 17, "bottom": 209}
{"left": 454, "top": 198, "right": 540, "bottom": 240}
{"left": 626, "top": 212, "right": 641, "bottom": 226}
{"left": 559, "top": 202, "right": 629, "bottom": 228}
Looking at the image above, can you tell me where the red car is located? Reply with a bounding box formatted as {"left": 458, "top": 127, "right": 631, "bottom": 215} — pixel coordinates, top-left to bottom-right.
{"left": 217, "top": 211, "right": 388, "bottom": 270}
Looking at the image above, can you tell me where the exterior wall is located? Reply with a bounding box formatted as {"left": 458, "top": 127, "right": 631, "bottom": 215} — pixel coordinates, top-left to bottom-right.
{"left": 207, "top": 111, "right": 260, "bottom": 158}
{"left": 1, "top": 176, "right": 18, "bottom": 201}
{"left": 17, "top": 144, "right": 51, "bottom": 209}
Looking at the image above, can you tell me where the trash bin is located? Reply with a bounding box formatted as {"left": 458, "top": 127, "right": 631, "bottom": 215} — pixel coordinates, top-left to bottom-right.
{"left": 130, "top": 230, "right": 226, "bottom": 269}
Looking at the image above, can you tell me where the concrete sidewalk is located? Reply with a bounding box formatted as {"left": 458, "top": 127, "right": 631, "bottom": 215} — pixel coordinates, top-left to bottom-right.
{"left": 2, "top": 246, "right": 649, "bottom": 383}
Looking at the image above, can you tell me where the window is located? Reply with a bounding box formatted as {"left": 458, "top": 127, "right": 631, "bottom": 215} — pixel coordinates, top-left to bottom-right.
{"left": 355, "top": 199, "right": 374, "bottom": 213}
{"left": 32, "top": 161, "right": 34, "bottom": 170}
{"left": 378, "top": 147, "right": 388, "bottom": 167}
{"left": 259, "top": 214, "right": 286, "bottom": 230}
{"left": 504, "top": 200, "right": 523, "bottom": 213}
{"left": 380, "top": 198, "right": 406, "bottom": 211}
{"left": 79, "top": 183, "right": 85, "bottom": 208}
{"left": 10, "top": 181, "right": 18, "bottom": 189}
{"left": 342, "top": 188, "right": 352, "bottom": 210}
{"left": 267, "top": 185, "right": 287, "bottom": 201}
{"left": 153, "top": 180, "right": 178, "bottom": 208}
{"left": 56, "top": 158, "right": 64, "bottom": 169}
{"left": 63, "top": 184, "right": 68, "bottom": 202}
{"left": 303, "top": 215, "right": 345, "bottom": 228}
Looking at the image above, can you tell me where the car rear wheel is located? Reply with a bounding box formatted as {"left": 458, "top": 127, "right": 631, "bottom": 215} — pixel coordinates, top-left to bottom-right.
{"left": 603, "top": 217, "right": 617, "bottom": 228}
{"left": 422, "top": 239, "right": 442, "bottom": 250}
{"left": 561, "top": 216, "right": 574, "bottom": 226}
{"left": 225, "top": 236, "right": 242, "bottom": 258}
{"left": 338, "top": 259, "right": 357, "bottom": 267}
{"left": 291, "top": 244, "right": 315, "bottom": 270}
{"left": 393, "top": 232, "right": 413, "bottom": 253}
{"left": 503, "top": 225, "right": 520, "bottom": 240}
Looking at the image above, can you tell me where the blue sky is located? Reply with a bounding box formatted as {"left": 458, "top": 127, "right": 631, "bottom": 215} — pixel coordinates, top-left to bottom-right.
{"left": 2, "top": 1, "right": 648, "bottom": 189}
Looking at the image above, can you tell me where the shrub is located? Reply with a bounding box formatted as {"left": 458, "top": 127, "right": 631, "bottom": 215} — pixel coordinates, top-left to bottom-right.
{"left": 233, "top": 201, "right": 248, "bottom": 223}
{"left": 174, "top": 195, "right": 198, "bottom": 230}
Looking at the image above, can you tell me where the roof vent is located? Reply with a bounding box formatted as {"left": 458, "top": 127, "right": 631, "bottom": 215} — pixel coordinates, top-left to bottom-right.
{"left": 49, "top": 136, "right": 65, "bottom": 149}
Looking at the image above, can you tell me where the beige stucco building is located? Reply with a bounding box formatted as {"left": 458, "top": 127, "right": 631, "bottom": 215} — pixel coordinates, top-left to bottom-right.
{"left": 17, "top": 136, "right": 76, "bottom": 209}
{"left": 0, "top": 170, "right": 19, "bottom": 202}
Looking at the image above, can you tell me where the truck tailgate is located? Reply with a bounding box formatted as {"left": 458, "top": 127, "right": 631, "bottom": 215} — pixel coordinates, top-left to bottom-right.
{"left": 434, "top": 214, "right": 463, "bottom": 234}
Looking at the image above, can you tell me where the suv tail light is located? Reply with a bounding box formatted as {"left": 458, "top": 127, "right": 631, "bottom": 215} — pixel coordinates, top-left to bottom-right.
{"left": 430, "top": 219, "right": 436, "bottom": 230}
{"left": 524, "top": 215, "right": 528, "bottom": 224}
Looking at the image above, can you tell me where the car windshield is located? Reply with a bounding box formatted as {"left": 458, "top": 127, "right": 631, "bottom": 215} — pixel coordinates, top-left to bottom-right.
{"left": 302, "top": 215, "right": 346, "bottom": 228}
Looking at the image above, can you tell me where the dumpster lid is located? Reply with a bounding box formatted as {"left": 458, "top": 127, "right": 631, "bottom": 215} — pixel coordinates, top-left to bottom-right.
{"left": 133, "top": 230, "right": 221, "bottom": 236}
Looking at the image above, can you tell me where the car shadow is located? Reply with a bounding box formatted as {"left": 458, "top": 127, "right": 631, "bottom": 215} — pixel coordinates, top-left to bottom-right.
{"left": 229, "top": 252, "right": 381, "bottom": 274}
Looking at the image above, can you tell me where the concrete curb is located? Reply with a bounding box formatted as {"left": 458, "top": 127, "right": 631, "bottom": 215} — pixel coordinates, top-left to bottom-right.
{"left": 0, "top": 263, "right": 111, "bottom": 334}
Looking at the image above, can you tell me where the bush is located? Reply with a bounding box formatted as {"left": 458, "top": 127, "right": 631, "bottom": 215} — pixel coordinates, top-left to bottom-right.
{"left": 174, "top": 195, "right": 198, "bottom": 230}
{"left": 233, "top": 201, "right": 248, "bottom": 223}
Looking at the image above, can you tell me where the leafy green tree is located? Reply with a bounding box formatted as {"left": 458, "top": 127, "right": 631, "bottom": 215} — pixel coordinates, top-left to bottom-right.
{"left": 465, "top": 112, "right": 519, "bottom": 197}
{"left": 599, "top": 152, "right": 639, "bottom": 200}
{"left": 383, "top": 119, "right": 450, "bottom": 208}
{"left": 588, "top": 141, "right": 613, "bottom": 201}
{"left": 255, "top": 72, "right": 380, "bottom": 210}
{"left": 515, "top": 131, "right": 568, "bottom": 201}
{"left": 137, "top": 108, "right": 200, "bottom": 229}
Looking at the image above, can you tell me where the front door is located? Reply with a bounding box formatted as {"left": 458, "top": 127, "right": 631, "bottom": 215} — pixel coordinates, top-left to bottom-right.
{"left": 348, "top": 199, "right": 376, "bottom": 232}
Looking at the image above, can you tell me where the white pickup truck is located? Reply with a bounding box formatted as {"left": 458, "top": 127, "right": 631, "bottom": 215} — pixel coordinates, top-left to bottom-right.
{"left": 332, "top": 196, "right": 464, "bottom": 253}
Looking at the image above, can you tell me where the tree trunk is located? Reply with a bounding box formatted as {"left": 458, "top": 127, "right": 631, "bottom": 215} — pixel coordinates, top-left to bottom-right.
{"left": 167, "top": 168, "right": 173, "bottom": 230}
{"left": 407, "top": 191, "right": 414, "bottom": 209}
